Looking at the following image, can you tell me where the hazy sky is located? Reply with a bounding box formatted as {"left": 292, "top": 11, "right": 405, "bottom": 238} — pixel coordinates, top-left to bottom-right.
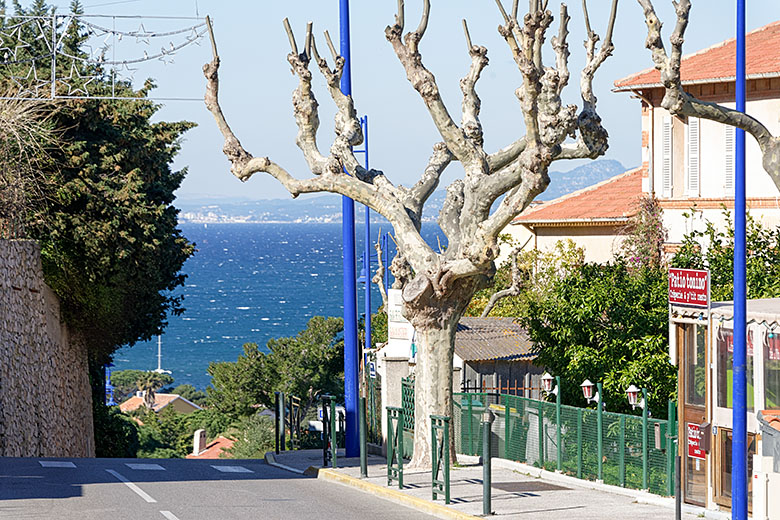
{"left": 46, "top": 0, "right": 779, "bottom": 200}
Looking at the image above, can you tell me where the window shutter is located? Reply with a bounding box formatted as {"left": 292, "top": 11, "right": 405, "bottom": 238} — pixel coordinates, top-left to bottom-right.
{"left": 686, "top": 117, "right": 700, "bottom": 196}
{"left": 724, "top": 125, "right": 735, "bottom": 194}
{"left": 662, "top": 116, "right": 673, "bottom": 197}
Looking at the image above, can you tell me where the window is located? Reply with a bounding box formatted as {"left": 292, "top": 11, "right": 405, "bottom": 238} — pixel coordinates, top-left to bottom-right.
{"left": 765, "top": 331, "right": 780, "bottom": 409}
{"left": 724, "top": 125, "right": 735, "bottom": 194}
{"left": 662, "top": 115, "right": 673, "bottom": 197}
{"left": 716, "top": 327, "right": 755, "bottom": 411}
{"left": 686, "top": 325, "right": 706, "bottom": 406}
{"left": 686, "top": 117, "right": 700, "bottom": 196}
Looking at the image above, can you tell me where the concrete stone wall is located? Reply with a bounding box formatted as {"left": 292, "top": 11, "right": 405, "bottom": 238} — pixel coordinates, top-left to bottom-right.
{"left": 0, "top": 240, "right": 95, "bottom": 457}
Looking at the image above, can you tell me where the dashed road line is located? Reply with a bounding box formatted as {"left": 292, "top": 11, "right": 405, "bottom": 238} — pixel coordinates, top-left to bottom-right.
{"left": 160, "top": 511, "right": 180, "bottom": 520}
{"left": 39, "top": 461, "right": 76, "bottom": 468}
{"left": 211, "top": 465, "right": 253, "bottom": 473}
{"left": 105, "top": 469, "right": 157, "bottom": 503}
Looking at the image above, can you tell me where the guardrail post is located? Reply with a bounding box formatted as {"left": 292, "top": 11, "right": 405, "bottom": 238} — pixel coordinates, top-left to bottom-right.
{"left": 331, "top": 400, "right": 338, "bottom": 468}
{"left": 538, "top": 399, "right": 544, "bottom": 468}
{"left": 468, "top": 393, "right": 474, "bottom": 455}
{"left": 275, "top": 391, "right": 280, "bottom": 455}
{"left": 431, "top": 415, "right": 450, "bottom": 504}
{"left": 642, "top": 388, "right": 649, "bottom": 490}
{"left": 483, "top": 408, "right": 494, "bottom": 515}
{"left": 504, "top": 397, "right": 511, "bottom": 460}
{"left": 667, "top": 400, "right": 677, "bottom": 497}
{"left": 556, "top": 376, "right": 562, "bottom": 472}
{"left": 577, "top": 408, "right": 583, "bottom": 479}
{"left": 279, "top": 391, "right": 286, "bottom": 451}
{"left": 359, "top": 396, "right": 368, "bottom": 478}
{"left": 322, "top": 395, "right": 331, "bottom": 467}
{"left": 619, "top": 415, "right": 626, "bottom": 487}
{"left": 597, "top": 382, "right": 603, "bottom": 482}
{"left": 386, "top": 406, "right": 404, "bottom": 488}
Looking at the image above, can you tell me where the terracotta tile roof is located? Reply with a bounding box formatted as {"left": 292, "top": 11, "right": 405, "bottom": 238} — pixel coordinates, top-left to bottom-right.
{"left": 185, "top": 436, "right": 235, "bottom": 459}
{"left": 119, "top": 393, "right": 201, "bottom": 413}
{"left": 455, "top": 317, "right": 535, "bottom": 362}
{"left": 614, "top": 20, "right": 780, "bottom": 90}
{"left": 512, "top": 168, "right": 642, "bottom": 225}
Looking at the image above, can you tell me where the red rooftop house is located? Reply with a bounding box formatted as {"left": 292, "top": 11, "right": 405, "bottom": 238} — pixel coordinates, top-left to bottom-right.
{"left": 614, "top": 21, "right": 780, "bottom": 251}
{"left": 504, "top": 167, "right": 643, "bottom": 263}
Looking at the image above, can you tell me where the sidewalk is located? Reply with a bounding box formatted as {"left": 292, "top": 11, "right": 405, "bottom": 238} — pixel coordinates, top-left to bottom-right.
{"left": 265, "top": 449, "right": 726, "bottom": 520}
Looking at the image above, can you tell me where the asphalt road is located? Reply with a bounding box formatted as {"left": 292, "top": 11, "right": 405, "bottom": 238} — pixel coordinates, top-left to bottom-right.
{"left": 0, "top": 457, "right": 435, "bottom": 520}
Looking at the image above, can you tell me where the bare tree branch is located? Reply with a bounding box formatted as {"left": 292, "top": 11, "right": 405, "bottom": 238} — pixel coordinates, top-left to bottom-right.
{"left": 403, "top": 142, "right": 453, "bottom": 228}
{"left": 372, "top": 231, "right": 389, "bottom": 309}
{"left": 636, "top": 0, "right": 780, "bottom": 187}
{"left": 385, "top": 1, "right": 483, "bottom": 167}
{"left": 460, "top": 21, "right": 489, "bottom": 147}
{"left": 480, "top": 237, "right": 532, "bottom": 316}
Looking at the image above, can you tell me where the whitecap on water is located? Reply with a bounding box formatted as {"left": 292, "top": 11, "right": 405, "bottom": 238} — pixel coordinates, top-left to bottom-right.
{"left": 236, "top": 306, "right": 251, "bottom": 310}
{"left": 278, "top": 301, "right": 286, "bottom": 304}
{"left": 310, "top": 273, "right": 318, "bottom": 277}
{"left": 261, "top": 317, "right": 270, "bottom": 321}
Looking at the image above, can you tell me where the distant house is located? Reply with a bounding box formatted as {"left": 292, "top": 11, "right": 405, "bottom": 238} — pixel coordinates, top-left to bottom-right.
{"left": 455, "top": 317, "right": 543, "bottom": 399}
{"left": 500, "top": 168, "right": 643, "bottom": 265}
{"left": 613, "top": 20, "right": 780, "bottom": 251}
{"left": 119, "top": 392, "right": 202, "bottom": 414}
{"left": 185, "top": 436, "right": 235, "bottom": 459}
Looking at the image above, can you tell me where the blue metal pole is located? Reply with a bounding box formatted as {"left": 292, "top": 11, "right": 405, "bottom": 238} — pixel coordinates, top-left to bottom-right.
{"left": 340, "top": 0, "right": 359, "bottom": 458}
{"left": 732, "top": 1, "right": 747, "bottom": 518}
{"left": 363, "top": 116, "right": 372, "bottom": 355}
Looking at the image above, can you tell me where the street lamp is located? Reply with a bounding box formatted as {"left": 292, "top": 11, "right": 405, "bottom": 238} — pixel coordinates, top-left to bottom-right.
{"left": 581, "top": 379, "right": 599, "bottom": 404}
{"left": 541, "top": 372, "right": 558, "bottom": 396}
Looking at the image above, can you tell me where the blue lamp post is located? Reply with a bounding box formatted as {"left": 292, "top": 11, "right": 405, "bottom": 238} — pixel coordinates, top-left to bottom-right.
{"left": 340, "top": 0, "right": 359, "bottom": 458}
{"left": 732, "top": 0, "right": 748, "bottom": 518}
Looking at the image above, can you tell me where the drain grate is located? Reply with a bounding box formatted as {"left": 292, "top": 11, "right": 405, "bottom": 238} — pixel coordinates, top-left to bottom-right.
{"left": 491, "top": 481, "right": 570, "bottom": 492}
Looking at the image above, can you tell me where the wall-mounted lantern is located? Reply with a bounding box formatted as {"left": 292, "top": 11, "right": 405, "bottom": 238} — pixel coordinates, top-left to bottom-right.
{"left": 541, "top": 372, "right": 558, "bottom": 396}
{"left": 626, "top": 384, "right": 646, "bottom": 410}
{"left": 581, "top": 379, "right": 599, "bottom": 404}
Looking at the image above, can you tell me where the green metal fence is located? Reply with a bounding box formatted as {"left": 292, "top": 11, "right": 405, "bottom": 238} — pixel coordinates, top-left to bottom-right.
{"left": 365, "top": 354, "right": 383, "bottom": 445}
{"left": 453, "top": 392, "right": 678, "bottom": 496}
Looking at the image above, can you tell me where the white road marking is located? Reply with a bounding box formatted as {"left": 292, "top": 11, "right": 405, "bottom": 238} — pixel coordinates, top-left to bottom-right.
{"left": 39, "top": 461, "right": 76, "bottom": 468}
{"left": 211, "top": 465, "right": 253, "bottom": 473}
{"left": 160, "top": 511, "right": 180, "bottom": 520}
{"left": 105, "top": 469, "right": 157, "bottom": 503}
{"left": 125, "top": 463, "right": 165, "bottom": 470}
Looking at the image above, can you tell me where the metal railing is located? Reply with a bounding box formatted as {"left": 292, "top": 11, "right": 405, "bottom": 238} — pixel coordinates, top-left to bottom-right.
{"left": 386, "top": 406, "right": 404, "bottom": 488}
{"left": 453, "top": 392, "right": 678, "bottom": 496}
{"left": 431, "top": 415, "right": 450, "bottom": 504}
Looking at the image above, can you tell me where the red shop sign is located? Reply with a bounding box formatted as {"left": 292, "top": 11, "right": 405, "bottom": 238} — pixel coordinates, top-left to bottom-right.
{"left": 687, "top": 423, "right": 706, "bottom": 460}
{"left": 669, "top": 268, "right": 709, "bottom": 308}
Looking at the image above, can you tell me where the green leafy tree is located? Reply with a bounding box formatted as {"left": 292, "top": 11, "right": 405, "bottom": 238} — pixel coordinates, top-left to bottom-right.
{"left": 520, "top": 263, "right": 674, "bottom": 416}
{"left": 3, "top": 1, "right": 195, "bottom": 371}
{"left": 207, "top": 316, "right": 344, "bottom": 420}
{"left": 672, "top": 208, "right": 780, "bottom": 300}
{"left": 111, "top": 370, "right": 174, "bottom": 403}
{"left": 223, "top": 415, "right": 275, "bottom": 459}
{"left": 92, "top": 401, "right": 139, "bottom": 458}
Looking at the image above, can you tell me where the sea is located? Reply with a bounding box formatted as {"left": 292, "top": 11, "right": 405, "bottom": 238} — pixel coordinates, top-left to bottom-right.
{"left": 112, "top": 222, "right": 446, "bottom": 390}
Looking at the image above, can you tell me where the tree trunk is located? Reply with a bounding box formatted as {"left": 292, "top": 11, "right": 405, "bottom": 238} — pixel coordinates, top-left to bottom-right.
{"left": 408, "top": 316, "right": 460, "bottom": 469}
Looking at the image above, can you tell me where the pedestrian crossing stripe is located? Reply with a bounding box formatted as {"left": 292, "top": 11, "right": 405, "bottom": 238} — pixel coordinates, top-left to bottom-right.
{"left": 211, "top": 465, "right": 253, "bottom": 473}
{"left": 125, "top": 463, "right": 165, "bottom": 470}
{"left": 39, "top": 461, "right": 76, "bottom": 468}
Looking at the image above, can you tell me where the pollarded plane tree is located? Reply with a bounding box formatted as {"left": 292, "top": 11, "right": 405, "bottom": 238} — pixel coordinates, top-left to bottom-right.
{"left": 203, "top": 0, "right": 618, "bottom": 468}
{"left": 636, "top": 0, "right": 780, "bottom": 184}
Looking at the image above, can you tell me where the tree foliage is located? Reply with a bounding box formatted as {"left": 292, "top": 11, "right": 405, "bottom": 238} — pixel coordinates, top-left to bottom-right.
{"left": 111, "top": 369, "right": 174, "bottom": 403}
{"left": 672, "top": 209, "right": 780, "bottom": 301}
{"left": 520, "top": 263, "right": 674, "bottom": 417}
{"left": 2, "top": 1, "right": 195, "bottom": 367}
{"left": 207, "top": 316, "right": 344, "bottom": 420}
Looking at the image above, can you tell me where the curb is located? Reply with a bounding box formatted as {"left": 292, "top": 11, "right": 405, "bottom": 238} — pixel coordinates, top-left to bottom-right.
{"left": 263, "top": 452, "right": 306, "bottom": 475}
{"left": 317, "top": 468, "right": 480, "bottom": 520}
